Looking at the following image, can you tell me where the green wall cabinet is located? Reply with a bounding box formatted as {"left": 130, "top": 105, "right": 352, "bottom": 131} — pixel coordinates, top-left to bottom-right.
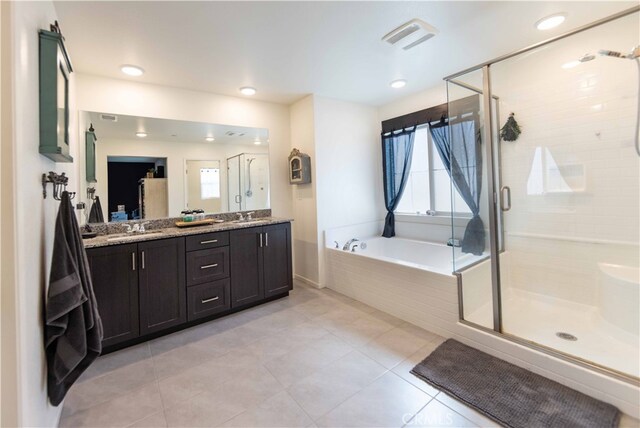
{"left": 39, "top": 29, "right": 73, "bottom": 163}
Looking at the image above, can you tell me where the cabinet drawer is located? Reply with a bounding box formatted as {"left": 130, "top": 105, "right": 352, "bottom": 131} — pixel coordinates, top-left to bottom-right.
{"left": 186, "top": 231, "right": 229, "bottom": 252}
{"left": 186, "top": 247, "right": 229, "bottom": 286}
{"left": 187, "top": 279, "right": 230, "bottom": 321}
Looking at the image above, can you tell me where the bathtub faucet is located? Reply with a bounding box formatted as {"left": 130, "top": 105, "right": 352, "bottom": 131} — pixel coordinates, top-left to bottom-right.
{"left": 447, "top": 238, "right": 461, "bottom": 247}
{"left": 343, "top": 238, "right": 359, "bottom": 251}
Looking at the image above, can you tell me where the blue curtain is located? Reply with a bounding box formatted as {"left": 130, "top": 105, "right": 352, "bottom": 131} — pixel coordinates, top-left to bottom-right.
{"left": 381, "top": 128, "right": 416, "bottom": 237}
{"left": 429, "top": 120, "right": 485, "bottom": 255}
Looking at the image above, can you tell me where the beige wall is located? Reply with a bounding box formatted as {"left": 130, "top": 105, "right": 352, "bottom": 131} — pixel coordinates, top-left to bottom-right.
{"left": 289, "top": 95, "right": 382, "bottom": 287}
{"left": 314, "top": 96, "right": 382, "bottom": 286}
{"left": 289, "top": 95, "right": 319, "bottom": 285}
{"left": 2, "top": 1, "right": 80, "bottom": 426}
{"left": 0, "top": 2, "right": 20, "bottom": 427}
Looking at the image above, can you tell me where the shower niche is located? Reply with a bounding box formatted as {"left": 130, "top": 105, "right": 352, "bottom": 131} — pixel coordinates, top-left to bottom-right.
{"left": 227, "top": 153, "right": 270, "bottom": 212}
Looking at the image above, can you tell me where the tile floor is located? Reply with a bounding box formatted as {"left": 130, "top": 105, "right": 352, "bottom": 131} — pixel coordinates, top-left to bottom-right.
{"left": 60, "top": 282, "right": 639, "bottom": 428}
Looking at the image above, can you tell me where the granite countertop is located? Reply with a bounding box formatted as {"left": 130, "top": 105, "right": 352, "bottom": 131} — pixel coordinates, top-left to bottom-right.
{"left": 83, "top": 217, "right": 293, "bottom": 249}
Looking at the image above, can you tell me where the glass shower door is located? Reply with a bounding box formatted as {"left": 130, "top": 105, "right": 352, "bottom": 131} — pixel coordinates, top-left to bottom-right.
{"left": 487, "top": 11, "right": 640, "bottom": 379}
{"left": 447, "top": 68, "right": 501, "bottom": 331}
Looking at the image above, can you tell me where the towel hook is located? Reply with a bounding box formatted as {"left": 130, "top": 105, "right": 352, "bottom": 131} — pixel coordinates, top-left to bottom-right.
{"left": 42, "top": 172, "right": 75, "bottom": 201}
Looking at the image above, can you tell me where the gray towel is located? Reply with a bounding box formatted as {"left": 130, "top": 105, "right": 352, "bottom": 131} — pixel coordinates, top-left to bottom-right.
{"left": 45, "top": 191, "right": 103, "bottom": 406}
{"left": 88, "top": 196, "right": 104, "bottom": 223}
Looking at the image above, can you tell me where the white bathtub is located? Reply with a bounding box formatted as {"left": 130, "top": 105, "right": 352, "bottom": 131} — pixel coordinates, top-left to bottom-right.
{"left": 333, "top": 236, "right": 483, "bottom": 275}
{"left": 325, "top": 236, "right": 461, "bottom": 340}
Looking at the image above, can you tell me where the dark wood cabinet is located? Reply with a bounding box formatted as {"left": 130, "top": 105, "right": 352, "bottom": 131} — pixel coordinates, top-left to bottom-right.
{"left": 263, "top": 223, "right": 293, "bottom": 298}
{"left": 230, "top": 223, "right": 292, "bottom": 308}
{"left": 87, "top": 243, "right": 139, "bottom": 347}
{"left": 230, "top": 227, "right": 264, "bottom": 307}
{"left": 86, "top": 221, "right": 291, "bottom": 350}
{"left": 138, "top": 238, "right": 186, "bottom": 335}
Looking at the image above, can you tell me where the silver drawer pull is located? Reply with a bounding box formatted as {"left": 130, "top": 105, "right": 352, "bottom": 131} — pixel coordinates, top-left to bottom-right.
{"left": 200, "top": 263, "right": 219, "bottom": 270}
{"left": 201, "top": 296, "right": 219, "bottom": 303}
{"left": 200, "top": 239, "right": 218, "bottom": 244}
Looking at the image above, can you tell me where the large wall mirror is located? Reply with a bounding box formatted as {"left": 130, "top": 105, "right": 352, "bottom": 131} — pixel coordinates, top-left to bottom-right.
{"left": 81, "top": 111, "right": 270, "bottom": 223}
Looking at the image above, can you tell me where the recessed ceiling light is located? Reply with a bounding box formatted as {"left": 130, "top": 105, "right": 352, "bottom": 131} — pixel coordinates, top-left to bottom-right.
{"left": 239, "top": 87, "right": 256, "bottom": 96}
{"left": 135, "top": 132, "right": 147, "bottom": 138}
{"left": 390, "top": 79, "right": 407, "bottom": 89}
{"left": 205, "top": 137, "right": 215, "bottom": 142}
{"left": 535, "top": 13, "right": 566, "bottom": 31}
{"left": 561, "top": 60, "right": 580, "bottom": 69}
{"left": 254, "top": 140, "right": 262, "bottom": 145}
{"left": 120, "top": 65, "right": 145, "bottom": 76}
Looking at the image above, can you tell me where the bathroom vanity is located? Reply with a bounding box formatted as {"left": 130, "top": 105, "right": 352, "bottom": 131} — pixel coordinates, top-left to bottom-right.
{"left": 84, "top": 219, "right": 292, "bottom": 351}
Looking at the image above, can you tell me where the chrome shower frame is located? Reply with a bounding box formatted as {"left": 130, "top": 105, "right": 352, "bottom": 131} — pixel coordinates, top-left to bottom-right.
{"left": 448, "top": 5, "right": 640, "bottom": 386}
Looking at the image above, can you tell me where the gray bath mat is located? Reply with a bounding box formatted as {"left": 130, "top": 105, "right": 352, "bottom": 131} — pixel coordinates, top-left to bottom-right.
{"left": 411, "top": 339, "right": 620, "bottom": 428}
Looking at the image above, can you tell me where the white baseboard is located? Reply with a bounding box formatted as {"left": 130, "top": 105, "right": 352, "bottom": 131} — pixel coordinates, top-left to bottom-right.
{"left": 294, "top": 274, "right": 323, "bottom": 289}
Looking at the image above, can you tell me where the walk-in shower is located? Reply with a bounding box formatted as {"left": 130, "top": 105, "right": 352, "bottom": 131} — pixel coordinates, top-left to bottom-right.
{"left": 448, "top": 7, "right": 640, "bottom": 382}
{"left": 227, "top": 153, "right": 270, "bottom": 211}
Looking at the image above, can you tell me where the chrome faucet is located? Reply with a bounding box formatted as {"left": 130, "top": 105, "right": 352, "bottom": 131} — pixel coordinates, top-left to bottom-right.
{"left": 447, "top": 238, "right": 461, "bottom": 247}
{"left": 245, "top": 211, "right": 254, "bottom": 220}
{"left": 343, "top": 238, "right": 359, "bottom": 251}
{"left": 236, "top": 212, "right": 245, "bottom": 221}
{"left": 139, "top": 222, "right": 150, "bottom": 233}
{"left": 124, "top": 223, "right": 139, "bottom": 234}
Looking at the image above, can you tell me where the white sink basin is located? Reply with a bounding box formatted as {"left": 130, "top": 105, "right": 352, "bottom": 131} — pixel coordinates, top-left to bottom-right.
{"left": 230, "top": 219, "right": 267, "bottom": 225}
{"left": 107, "top": 232, "right": 165, "bottom": 242}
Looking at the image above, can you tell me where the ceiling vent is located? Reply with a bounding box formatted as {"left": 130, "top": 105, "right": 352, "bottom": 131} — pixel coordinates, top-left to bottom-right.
{"left": 100, "top": 113, "right": 118, "bottom": 122}
{"left": 382, "top": 19, "right": 439, "bottom": 51}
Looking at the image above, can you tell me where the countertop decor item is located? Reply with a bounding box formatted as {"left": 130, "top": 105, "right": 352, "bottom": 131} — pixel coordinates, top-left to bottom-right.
{"left": 175, "top": 219, "right": 220, "bottom": 228}
{"left": 500, "top": 113, "right": 521, "bottom": 142}
{"left": 39, "top": 22, "right": 74, "bottom": 162}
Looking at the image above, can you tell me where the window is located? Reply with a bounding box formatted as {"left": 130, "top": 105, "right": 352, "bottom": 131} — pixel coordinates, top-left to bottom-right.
{"left": 395, "top": 125, "right": 471, "bottom": 216}
{"left": 200, "top": 168, "right": 220, "bottom": 199}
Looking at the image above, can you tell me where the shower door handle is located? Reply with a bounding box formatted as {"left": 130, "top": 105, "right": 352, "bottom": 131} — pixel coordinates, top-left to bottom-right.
{"left": 500, "top": 186, "right": 512, "bottom": 211}
{"left": 235, "top": 195, "right": 241, "bottom": 204}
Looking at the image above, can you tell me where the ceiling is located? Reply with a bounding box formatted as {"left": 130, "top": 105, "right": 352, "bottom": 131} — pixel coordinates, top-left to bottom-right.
{"left": 87, "top": 112, "right": 269, "bottom": 146}
{"left": 55, "top": 1, "right": 636, "bottom": 106}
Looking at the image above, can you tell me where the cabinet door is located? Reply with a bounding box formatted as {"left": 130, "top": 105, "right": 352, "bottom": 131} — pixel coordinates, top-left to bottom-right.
{"left": 230, "top": 227, "right": 264, "bottom": 307}
{"left": 263, "top": 223, "right": 293, "bottom": 298}
{"left": 86, "top": 244, "right": 139, "bottom": 347}
{"left": 138, "top": 237, "right": 186, "bottom": 335}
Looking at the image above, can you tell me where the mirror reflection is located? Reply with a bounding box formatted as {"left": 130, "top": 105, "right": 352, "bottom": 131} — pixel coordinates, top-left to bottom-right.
{"left": 81, "top": 112, "right": 270, "bottom": 223}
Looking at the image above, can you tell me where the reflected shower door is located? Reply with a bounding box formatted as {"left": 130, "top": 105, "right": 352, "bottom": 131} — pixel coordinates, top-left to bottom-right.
{"left": 227, "top": 155, "right": 242, "bottom": 211}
